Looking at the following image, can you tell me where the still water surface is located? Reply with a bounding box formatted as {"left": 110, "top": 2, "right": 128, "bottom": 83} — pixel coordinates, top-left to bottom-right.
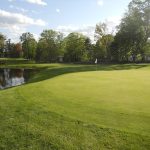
{"left": 0, "top": 68, "right": 35, "bottom": 89}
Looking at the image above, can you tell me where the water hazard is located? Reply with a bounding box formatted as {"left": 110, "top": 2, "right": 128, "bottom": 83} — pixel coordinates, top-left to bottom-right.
{"left": 0, "top": 68, "right": 36, "bottom": 89}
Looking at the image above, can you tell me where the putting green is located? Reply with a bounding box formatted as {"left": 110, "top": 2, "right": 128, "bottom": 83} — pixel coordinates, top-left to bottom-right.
{"left": 26, "top": 70, "right": 150, "bottom": 134}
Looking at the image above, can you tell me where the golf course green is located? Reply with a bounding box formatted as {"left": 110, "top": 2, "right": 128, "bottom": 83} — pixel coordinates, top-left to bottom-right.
{"left": 0, "top": 62, "right": 150, "bottom": 149}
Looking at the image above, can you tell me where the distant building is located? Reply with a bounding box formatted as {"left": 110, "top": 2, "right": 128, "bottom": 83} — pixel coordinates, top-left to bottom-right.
{"left": 58, "top": 56, "right": 64, "bottom": 63}
{"left": 128, "top": 56, "right": 133, "bottom": 62}
{"left": 145, "top": 55, "right": 150, "bottom": 62}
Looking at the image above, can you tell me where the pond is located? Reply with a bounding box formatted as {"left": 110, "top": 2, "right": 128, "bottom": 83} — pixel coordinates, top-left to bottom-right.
{"left": 0, "top": 68, "right": 36, "bottom": 90}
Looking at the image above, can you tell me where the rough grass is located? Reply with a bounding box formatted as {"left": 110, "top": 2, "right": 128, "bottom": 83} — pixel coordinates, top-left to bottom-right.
{"left": 0, "top": 62, "right": 150, "bottom": 149}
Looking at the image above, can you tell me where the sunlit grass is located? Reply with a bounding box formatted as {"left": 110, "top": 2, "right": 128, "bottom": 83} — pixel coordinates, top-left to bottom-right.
{"left": 0, "top": 62, "right": 150, "bottom": 149}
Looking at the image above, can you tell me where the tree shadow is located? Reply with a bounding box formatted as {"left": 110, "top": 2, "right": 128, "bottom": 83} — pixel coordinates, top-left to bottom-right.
{"left": 27, "top": 64, "right": 149, "bottom": 84}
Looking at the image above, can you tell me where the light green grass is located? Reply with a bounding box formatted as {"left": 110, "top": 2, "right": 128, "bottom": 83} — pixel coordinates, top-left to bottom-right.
{"left": 0, "top": 58, "right": 35, "bottom": 65}
{"left": 0, "top": 63, "right": 150, "bottom": 149}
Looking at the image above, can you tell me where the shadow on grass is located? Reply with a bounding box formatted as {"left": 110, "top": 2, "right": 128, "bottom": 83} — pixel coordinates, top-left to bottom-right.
{"left": 28, "top": 64, "right": 149, "bottom": 84}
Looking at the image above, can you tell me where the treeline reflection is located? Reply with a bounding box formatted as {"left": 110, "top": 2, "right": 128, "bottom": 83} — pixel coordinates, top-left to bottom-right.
{"left": 0, "top": 69, "right": 35, "bottom": 89}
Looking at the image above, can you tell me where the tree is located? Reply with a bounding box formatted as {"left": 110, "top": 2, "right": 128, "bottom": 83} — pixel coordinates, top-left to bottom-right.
{"left": 129, "top": 0, "right": 150, "bottom": 61}
{"left": 143, "top": 40, "right": 150, "bottom": 61}
{"left": 0, "top": 33, "right": 6, "bottom": 57}
{"left": 20, "top": 32, "right": 37, "bottom": 60}
{"left": 94, "top": 23, "right": 114, "bottom": 62}
{"left": 62, "top": 32, "right": 88, "bottom": 62}
{"left": 37, "top": 30, "right": 63, "bottom": 62}
{"left": 9, "top": 43, "right": 23, "bottom": 58}
{"left": 94, "top": 22, "right": 107, "bottom": 41}
{"left": 95, "top": 34, "right": 114, "bottom": 62}
{"left": 84, "top": 37, "right": 94, "bottom": 62}
{"left": 112, "top": 0, "right": 150, "bottom": 62}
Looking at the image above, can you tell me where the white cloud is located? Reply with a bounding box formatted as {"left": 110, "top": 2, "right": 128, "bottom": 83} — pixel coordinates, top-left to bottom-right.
{"left": 103, "top": 16, "right": 121, "bottom": 34}
{"left": 34, "top": 19, "right": 46, "bottom": 26}
{"left": 56, "top": 16, "right": 121, "bottom": 42}
{"left": 56, "top": 25, "right": 95, "bottom": 41}
{"left": 0, "top": 9, "right": 46, "bottom": 42}
{"left": 1, "top": 24, "right": 26, "bottom": 42}
{"left": 56, "top": 9, "right": 60, "bottom": 13}
{"left": 106, "top": 16, "right": 121, "bottom": 26}
{"left": 0, "top": 9, "right": 46, "bottom": 26}
{"left": 33, "top": 33, "right": 40, "bottom": 41}
{"left": 25, "top": 0, "right": 47, "bottom": 6}
{"left": 97, "top": 0, "right": 104, "bottom": 6}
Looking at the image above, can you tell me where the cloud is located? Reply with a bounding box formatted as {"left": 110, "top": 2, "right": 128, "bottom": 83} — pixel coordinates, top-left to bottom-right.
{"left": 0, "top": 9, "right": 46, "bottom": 42}
{"left": 103, "top": 16, "right": 121, "bottom": 33}
{"left": 25, "top": 0, "right": 47, "bottom": 6}
{"left": 1, "top": 24, "right": 26, "bottom": 42}
{"left": 97, "top": 0, "right": 104, "bottom": 6}
{"left": 0, "top": 9, "right": 46, "bottom": 26}
{"left": 56, "top": 9, "right": 60, "bottom": 13}
{"left": 56, "top": 25, "right": 95, "bottom": 41}
{"left": 33, "top": 33, "right": 40, "bottom": 41}
{"left": 56, "top": 16, "right": 121, "bottom": 42}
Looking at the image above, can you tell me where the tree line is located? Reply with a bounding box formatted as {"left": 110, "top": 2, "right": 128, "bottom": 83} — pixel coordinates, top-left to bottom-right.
{"left": 0, "top": 0, "right": 150, "bottom": 63}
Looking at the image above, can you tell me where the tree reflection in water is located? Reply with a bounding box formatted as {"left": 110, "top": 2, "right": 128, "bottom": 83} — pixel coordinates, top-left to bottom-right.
{"left": 0, "top": 69, "right": 35, "bottom": 89}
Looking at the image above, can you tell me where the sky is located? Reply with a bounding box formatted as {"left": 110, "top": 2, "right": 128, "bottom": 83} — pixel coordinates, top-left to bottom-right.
{"left": 0, "top": 0, "right": 131, "bottom": 42}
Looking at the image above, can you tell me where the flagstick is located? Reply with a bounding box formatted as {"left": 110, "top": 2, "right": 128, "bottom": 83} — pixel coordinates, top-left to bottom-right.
{"left": 96, "top": 63, "right": 97, "bottom": 71}
{"left": 95, "top": 58, "right": 98, "bottom": 71}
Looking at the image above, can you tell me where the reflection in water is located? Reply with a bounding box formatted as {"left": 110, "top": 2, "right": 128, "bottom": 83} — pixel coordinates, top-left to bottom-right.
{"left": 0, "top": 68, "right": 35, "bottom": 89}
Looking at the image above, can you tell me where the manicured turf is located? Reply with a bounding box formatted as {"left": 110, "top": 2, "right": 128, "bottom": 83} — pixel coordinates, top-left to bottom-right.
{"left": 0, "top": 63, "right": 150, "bottom": 149}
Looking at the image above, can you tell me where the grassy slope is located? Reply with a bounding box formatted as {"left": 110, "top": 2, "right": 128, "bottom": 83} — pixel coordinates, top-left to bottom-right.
{"left": 0, "top": 62, "right": 150, "bottom": 149}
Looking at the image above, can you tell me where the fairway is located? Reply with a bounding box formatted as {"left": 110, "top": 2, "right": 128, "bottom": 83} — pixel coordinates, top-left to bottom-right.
{"left": 0, "top": 64, "right": 150, "bottom": 149}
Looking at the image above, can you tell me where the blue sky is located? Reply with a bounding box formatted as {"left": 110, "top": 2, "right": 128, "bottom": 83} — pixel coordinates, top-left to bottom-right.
{"left": 0, "top": 0, "right": 131, "bottom": 42}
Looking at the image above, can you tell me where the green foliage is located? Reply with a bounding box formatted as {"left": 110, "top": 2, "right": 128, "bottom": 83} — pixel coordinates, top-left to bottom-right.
{"left": 9, "top": 43, "right": 23, "bottom": 58}
{"left": 20, "top": 32, "right": 37, "bottom": 60}
{"left": 112, "top": 0, "right": 150, "bottom": 62}
{"left": 0, "top": 33, "right": 6, "bottom": 54}
{"left": 62, "top": 32, "right": 89, "bottom": 62}
{"left": 37, "top": 30, "right": 63, "bottom": 62}
{"left": 94, "top": 22, "right": 107, "bottom": 40}
{"left": 95, "top": 34, "right": 114, "bottom": 62}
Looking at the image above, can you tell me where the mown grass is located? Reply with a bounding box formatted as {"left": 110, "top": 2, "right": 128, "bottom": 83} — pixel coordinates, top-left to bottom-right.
{"left": 0, "top": 58, "right": 35, "bottom": 65}
{"left": 0, "top": 61, "right": 150, "bottom": 149}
